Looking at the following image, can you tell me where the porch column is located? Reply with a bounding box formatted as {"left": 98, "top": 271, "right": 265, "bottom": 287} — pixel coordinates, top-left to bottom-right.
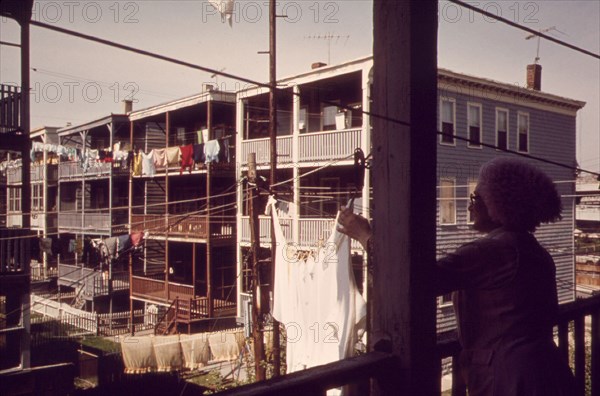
{"left": 292, "top": 85, "right": 301, "bottom": 244}
{"left": 371, "top": 1, "right": 438, "bottom": 395}
{"left": 235, "top": 97, "right": 245, "bottom": 318}
{"left": 165, "top": 112, "right": 170, "bottom": 301}
{"left": 206, "top": 100, "right": 213, "bottom": 317}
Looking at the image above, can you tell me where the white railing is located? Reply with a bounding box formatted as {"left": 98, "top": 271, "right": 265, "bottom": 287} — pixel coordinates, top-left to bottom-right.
{"left": 298, "top": 218, "right": 362, "bottom": 250}
{"left": 239, "top": 215, "right": 292, "bottom": 244}
{"left": 58, "top": 161, "right": 112, "bottom": 178}
{"left": 58, "top": 212, "right": 111, "bottom": 232}
{"left": 58, "top": 161, "right": 83, "bottom": 178}
{"left": 240, "top": 136, "right": 293, "bottom": 165}
{"left": 6, "top": 166, "right": 21, "bottom": 184}
{"left": 577, "top": 206, "right": 600, "bottom": 222}
{"left": 299, "top": 128, "right": 361, "bottom": 163}
{"left": 31, "top": 165, "right": 44, "bottom": 182}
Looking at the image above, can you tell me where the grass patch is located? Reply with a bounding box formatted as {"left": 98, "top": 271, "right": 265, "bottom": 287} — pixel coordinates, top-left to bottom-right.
{"left": 80, "top": 337, "right": 121, "bottom": 354}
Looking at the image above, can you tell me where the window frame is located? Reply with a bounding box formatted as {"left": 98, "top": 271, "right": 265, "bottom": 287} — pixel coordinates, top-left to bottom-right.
{"left": 8, "top": 187, "right": 21, "bottom": 213}
{"left": 517, "top": 111, "right": 530, "bottom": 153}
{"left": 439, "top": 178, "right": 457, "bottom": 225}
{"left": 495, "top": 107, "right": 509, "bottom": 151}
{"left": 467, "top": 179, "right": 478, "bottom": 224}
{"left": 439, "top": 97, "right": 456, "bottom": 146}
{"left": 467, "top": 102, "right": 483, "bottom": 149}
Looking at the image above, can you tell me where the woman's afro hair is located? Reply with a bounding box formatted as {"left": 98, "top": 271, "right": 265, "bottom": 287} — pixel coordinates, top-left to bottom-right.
{"left": 477, "top": 157, "right": 562, "bottom": 232}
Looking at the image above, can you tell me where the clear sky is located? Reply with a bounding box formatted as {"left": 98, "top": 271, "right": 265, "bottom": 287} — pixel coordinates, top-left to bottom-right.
{"left": 1, "top": 1, "right": 598, "bottom": 172}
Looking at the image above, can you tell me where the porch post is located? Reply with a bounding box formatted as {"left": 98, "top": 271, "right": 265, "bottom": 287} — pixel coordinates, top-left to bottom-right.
{"left": 371, "top": 1, "right": 438, "bottom": 395}
{"left": 165, "top": 111, "right": 170, "bottom": 301}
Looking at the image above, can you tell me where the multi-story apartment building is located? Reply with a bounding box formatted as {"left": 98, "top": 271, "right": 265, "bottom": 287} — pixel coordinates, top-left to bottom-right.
{"left": 128, "top": 88, "right": 238, "bottom": 334}
{"left": 56, "top": 112, "right": 131, "bottom": 312}
{"left": 234, "top": 56, "right": 585, "bottom": 334}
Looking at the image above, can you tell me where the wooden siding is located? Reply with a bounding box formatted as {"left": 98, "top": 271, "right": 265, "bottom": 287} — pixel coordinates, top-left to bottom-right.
{"left": 436, "top": 91, "right": 578, "bottom": 333}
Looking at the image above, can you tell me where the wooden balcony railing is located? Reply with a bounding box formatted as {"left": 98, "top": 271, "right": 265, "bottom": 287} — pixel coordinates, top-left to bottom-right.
{"left": 239, "top": 128, "right": 362, "bottom": 167}
{"left": 6, "top": 165, "right": 22, "bottom": 184}
{"left": 58, "top": 161, "right": 113, "bottom": 179}
{"left": 131, "top": 214, "right": 235, "bottom": 239}
{"left": 298, "top": 128, "right": 361, "bottom": 163}
{"left": 58, "top": 211, "right": 125, "bottom": 234}
{"left": 0, "top": 228, "right": 31, "bottom": 274}
{"left": 215, "top": 294, "right": 600, "bottom": 396}
{"left": 0, "top": 84, "right": 21, "bottom": 133}
{"left": 240, "top": 136, "right": 293, "bottom": 165}
{"left": 240, "top": 216, "right": 361, "bottom": 250}
{"left": 58, "top": 264, "right": 129, "bottom": 297}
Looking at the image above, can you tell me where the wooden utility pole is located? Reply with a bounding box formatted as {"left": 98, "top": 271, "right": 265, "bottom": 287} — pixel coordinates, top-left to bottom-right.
{"left": 371, "top": 1, "right": 438, "bottom": 395}
{"left": 248, "top": 153, "right": 266, "bottom": 381}
{"left": 268, "top": 0, "right": 281, "bottom": 377}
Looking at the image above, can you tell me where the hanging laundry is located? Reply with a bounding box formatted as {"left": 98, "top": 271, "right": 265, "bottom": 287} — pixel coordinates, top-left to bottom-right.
{"left": 180, "top": 334, "right": 210, "bottom": 369}
{"left": 130, "top": 232, "right": 144, "bottom": 247}
{"left": 193, "top": 144, "right": 205, "bottom": 164}
{"left": 179, "top": 144, "right": 194, "bottom": 174}
{"left": 117, "top": 234, "right": 131, "bottom": 255}
{"left": 166, "top": 146, "right": 180, "bottom": 167}
{"left": 270, "top": 197, "right": 366, "bottom": 383}
{"left": 196, "top": 130, "right": 204, "bottom": 144}
{"left": 39, "top": 238, "right": 53, "bottom": 256}
{"left": 204, "top": 140, "right": 220, "bottom": 164}
{"left": 153, "top": 148, "right": 167, "bottom": 169}
{"left": 68, "top": 239, "right": 76, "bottom": 253}
{"left": 104, "top": 237, "right": 118, "bottom": 259}
{"left": 121, "top": 336, "right": 157, "bottom": 374}
{"left": 133, "top": 152, "right": 142, "bottom": 176}
{"left": 153, "top": 335, "right": 184, "bottom": 372}
{"left": 141, "top": 150, "right": 156, "bottom": 177}
{"left": 218, "top": 138, "right": 231, "bottom": 163}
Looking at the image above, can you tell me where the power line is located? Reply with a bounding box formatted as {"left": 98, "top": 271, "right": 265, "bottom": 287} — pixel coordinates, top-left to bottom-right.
{"left": 447, "top": 0, "right": 600, "bottom": 60}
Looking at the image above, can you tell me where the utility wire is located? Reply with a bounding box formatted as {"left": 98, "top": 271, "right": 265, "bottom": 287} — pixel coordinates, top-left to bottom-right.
{"left": 447, "top": 0, "right": 600, "bottom": 60}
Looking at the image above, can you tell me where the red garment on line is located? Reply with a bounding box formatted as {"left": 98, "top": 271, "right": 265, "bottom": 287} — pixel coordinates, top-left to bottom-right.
{"left": 180, "top": 144, "right": 194, "bottom": 174}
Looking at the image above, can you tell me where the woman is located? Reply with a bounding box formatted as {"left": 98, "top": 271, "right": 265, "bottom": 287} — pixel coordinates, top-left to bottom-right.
{"left": 338, "top": 158, "right": 575, "bottom": 396}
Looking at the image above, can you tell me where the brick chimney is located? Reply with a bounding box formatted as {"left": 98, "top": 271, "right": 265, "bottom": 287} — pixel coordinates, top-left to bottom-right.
{"left": 526, "top": 64, "right": 542, "bottom": 91}
{"left": 123, "top": 99, "right": 133, "bottom": 113}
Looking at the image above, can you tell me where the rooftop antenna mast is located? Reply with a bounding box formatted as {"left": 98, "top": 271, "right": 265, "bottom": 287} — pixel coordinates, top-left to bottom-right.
{"left": 210, "top": 67, "right": 226, "bottom": 87}
{"left": 525, "top": 26, "right": 566, "bottom": 64}
{"left": 304, "top": 32, "right": 350, "bottom": 64}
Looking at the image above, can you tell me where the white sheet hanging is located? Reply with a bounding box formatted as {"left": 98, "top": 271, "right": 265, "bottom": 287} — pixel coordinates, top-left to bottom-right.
{"left": 270, "top": 197, "right": 366, "bottom": 378}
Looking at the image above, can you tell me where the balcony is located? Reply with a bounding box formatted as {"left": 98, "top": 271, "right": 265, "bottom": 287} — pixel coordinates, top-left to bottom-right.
{"left": 58, "top": 210, "right": 127, "bottom": 234}
{"left": 57, "top": 263, "right": 129, "bottom": 297}
{"left": 131, "top": 275, "right": 236, "bottom": 317}
{"left": 240, "top": 216, "right": 362, "bottom": 250}
{"left": 240, "top": 135, "right": 293, "bottom": 166}
{"left": 0, "top": 84, "right": 21, "bottom": 134}
{"left": 131, "top": 214, "right": 235, "bottom": 241}
{"left": 577, "top": 205, "right": 600, "bottom": 222}
{"left": 239, "top": 128, "right": 362, "bottom": 166}
{"left": 58, "top": 161, "right": 113, "bottom": 179}
{"left": 0, "top": 228, "right": 31, "bottom": 275}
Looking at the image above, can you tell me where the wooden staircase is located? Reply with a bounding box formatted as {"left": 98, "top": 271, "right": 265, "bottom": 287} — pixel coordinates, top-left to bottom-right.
{"left": 154, "top": 297, "right": 213, "bottom": 335}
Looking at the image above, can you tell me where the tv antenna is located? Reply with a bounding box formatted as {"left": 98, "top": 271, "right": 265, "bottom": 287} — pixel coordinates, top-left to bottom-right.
{"left": 304, "top": 33, "right": 350, "bottom": 64}
{"left": 211, "top": 67, "right": 226, "bottom": 87}
{"left": 525, "top": 26, "right": 567, "bottom": 64}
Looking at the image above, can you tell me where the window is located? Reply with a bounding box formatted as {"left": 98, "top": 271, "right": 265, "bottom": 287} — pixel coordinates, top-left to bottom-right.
{"left": 32, "top": 184, "right": 43, "bottom": 212}
{"left": 440, "top": 293, "right": 453, "bottom": 306}
{"left": 467, "top": 103, "right": 482, "bottom": 148}
{"left": 496, "top": 108, "right": 509, "bottom": 150}
{"left": 8, "top": 188, "right": 21, "bottom": 212}
{"left": 439, "top": 179, "right": 456, "bottom": 225}
{"left": 322, "top": 105, "right": 338, "bottom": 131}
{"left": 440, "top": 98, "right": 455, "bottom": 145}
{"left": 299, "top": 107, "right": 308, "bottom": 133}
{"left": 518, "top": 112, "right": 529, "bottom": 152}
{"left": 467, "top": 180, "right": 477, "bottom": 224}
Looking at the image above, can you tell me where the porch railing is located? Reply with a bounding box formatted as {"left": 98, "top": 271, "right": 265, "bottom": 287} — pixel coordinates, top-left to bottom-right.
{"left": 0, "top": 84, "right": 21, "bottom": 133}
{"left": 0, "top": 228, "right": 31, "bottom": 274}
{"left": 131, "top": 214, "right": 235, "bottom": 239}
{"left": 58, "top": 161, "right": 113, "bottom": 179}
{"left": 58, "top": 264, "right": 129, "bottom": 297}
{"left": 239, "top": 128, "right": 362, "bottom": 167}
{"left": 240, "top": 216, "right": 361, "bottom": 250}
{"left": 215, "top": 294, "right": 600, "bottom": 396}
{"left": 58, "top": 211, "right": 111, "bottom": 233}
{"left": 240, "top": 136, "right": 293, "bottom": 165}
{"left": 298, "top": 128, "right": 361, "bottom": 163}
